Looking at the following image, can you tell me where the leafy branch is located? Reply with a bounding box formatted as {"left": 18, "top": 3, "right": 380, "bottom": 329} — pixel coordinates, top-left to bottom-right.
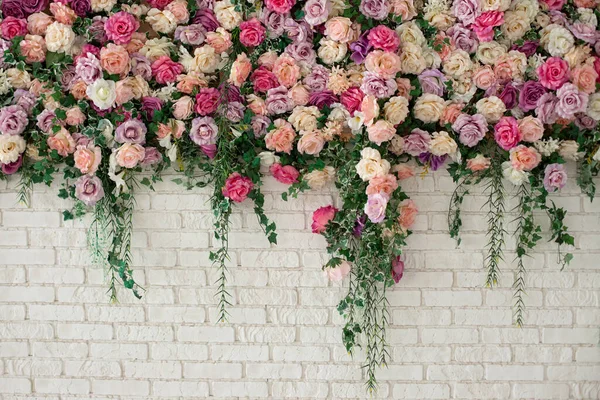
{"left": 483, "top": 161, "right": 506, "bottom": 288}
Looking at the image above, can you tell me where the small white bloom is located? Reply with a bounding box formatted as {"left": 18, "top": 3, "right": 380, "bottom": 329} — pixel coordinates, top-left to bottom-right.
{"left": 502, "top": 161, "right": 529, "bottom": 186}
{"left": 86, "top": 79, "right": 117, "bottom": 111}
{"left": 534, "top": 138, "right": 560, "bottom": 157}
{"left": 348, "top": 112, "right": 365, "bottom": 132}
{"left": 258, "top": 151, "right": 280, "bottom": 173}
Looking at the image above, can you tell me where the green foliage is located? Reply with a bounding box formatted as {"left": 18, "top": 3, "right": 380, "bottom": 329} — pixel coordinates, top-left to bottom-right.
{"left": 484, "top": 161, "right": 506, "bottom": 288}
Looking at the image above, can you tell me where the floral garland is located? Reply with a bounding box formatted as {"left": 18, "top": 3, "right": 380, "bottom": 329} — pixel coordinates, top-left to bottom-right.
{"left": 0, "top": 0, "right": 599, "bottom": 390}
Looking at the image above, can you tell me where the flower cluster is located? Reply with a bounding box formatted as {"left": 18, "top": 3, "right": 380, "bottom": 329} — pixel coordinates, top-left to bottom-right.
{"left": 0, "top": 0, "right": 598, "bottom": 389}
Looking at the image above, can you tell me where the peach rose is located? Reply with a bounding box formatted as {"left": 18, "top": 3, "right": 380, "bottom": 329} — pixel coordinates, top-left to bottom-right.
{"left": 367, "top": 120, "right": 395, "bottom": 145}
{"left": 74, "top": 144, "right": 102, "bottom": 175}
{"left": 393, "top": 164, "right": 415, "bottom": 179}
{"left": 173, "top": 96, "right": 194, "bottom": 120}
{"left": 571, "top": 65, "right": 598, "bottom": 94}
{"left": 365, "top": 50, "right": 402, "bottom": 79}
{"left": 324, "top": 17, "right": 354, "bottom": 43}
{"left": 115, "top": 80, "right": 135, "bottom": 105}
{"left": 366, "top": 173, "right": 398, "bottom": 196}
{"left": 247, "top": 95, "right": 267, "bottom": 115}
{"left": 66, "top": 107, "right": 86, "bottom": 126}
{"left": 473, "top": 65, "right": 497, "bottom": 90}
{"left": 361, "top": 95, "right": 380, "bottom": 126}
{"left": 297, "top": 130, "right": 325, "bottom": 155}
{"left": 177, "top": 74, "right": 204, "bottom": 94}
{"left": 100, "top": 44, "right": 131, "bottom": 76}
{"left": 165, "top": 0, "right": 190, "bottom": 24}
{"left": 289, "top": 83, "right": 310, "bottom": 106}
{"left": 229, "top": 53, "right": 252, "bottom": 87}
{"left": 265, "top": 119, "right": 296, "bottom": 153}
{"left": 273, "top": 54, "right": 301, "bottom": 88}
{"left": 115, "top": 143, "right": 145, "bottom": 168}
{"left": 440, "top": 102, "right": 464, "bottom": 125}
{"left": 70, "top": 80, "right": 88, "bottom": 100}
{"left": 510, "top": 145, "right": 541, "bottom": 171}
{"left": 467, "top": 154, "right": 491, "bottom": 171}
{"left": 27, "top": 13, "right": 53, "bottom": 36}
{"left": 50, "top": 3, "right": 78, "bottom": 25}
{"left": 20, "top": 35, "right": 47, "bottom": 64}
{"left": 125, "top": 32, "right": 147, "bottom": 54}
{"left": 205, "top": 28, "right": 232, "bottom": 54}
{"left": 397, "top": 199, "right": 418, "bottom": 230}
{"left": 47, "top": 127, "right": 76, "bottom": 157}
{"left": 396, "top": 78, "right": 413, "bottom": 99}
{"left": 518, "top": 116, "right": 544, "bottom": 143}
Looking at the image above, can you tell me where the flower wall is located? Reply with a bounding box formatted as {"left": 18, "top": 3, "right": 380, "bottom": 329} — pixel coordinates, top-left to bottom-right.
{"left": 0, "top": 0, "right": 599, "bottom": 389}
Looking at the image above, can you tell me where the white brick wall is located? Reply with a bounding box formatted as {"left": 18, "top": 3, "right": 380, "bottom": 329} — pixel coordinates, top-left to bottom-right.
{"left": 0, "top": 168, "right": 599, "bottom": 399}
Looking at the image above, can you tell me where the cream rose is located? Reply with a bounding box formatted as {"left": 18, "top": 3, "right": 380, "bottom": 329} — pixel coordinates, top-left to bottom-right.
{"left": 91, "top": 0, "right": 117, "bottom": 12}
{"left": 587, "top": 93, "right": 600, "bottom": 121}
{"left": 146, "top": 9, "right": 178, "bottom": 34}
{"left": 325, "top": 17, "right": 354, "bottom": 42}
{"left": 540, "top": 24, "right": 574, "bottom": 57}
{"left": 476, "top": 96, "right": 506, "bottom": 123}
{"left": 396, "top": 22, "right": 426, "bottom": 47}
{"left": 413, "top": 94, "right": 446, "bottom": 123}
{"left": 305, "top": 166, "right": 336, "bottom": 189}
{"left": 288, "top": 106, "right": 321, "bottom": 133}
{"left": 45, "top": 21, "right": 75, "bottom": 54}
{"left": 0, "top": 134, "right": 26, "bottom": 164}
{"left": 429, "top": 131, "right": 457, "bottom": 156}
{"left": 481, "top": 0, "right": 510, "bottom": 11}
{"left": 6, "top": 69, "right": 31, "bottom": 90}
{"left": 355, "top": 148, "right": 391, "bottom": 181}
{"left": 443, "top": 50, "right": 473, "bottom": 79}
{"left": 214, "top": 0, "right": 243, "bottom": 30}
{"left": 400, "top": 43, "right": 427, "bottom": 75}
{"left": 383, "top": 96, "right": 409, "bottom": 125}
{"left": 501, "top": 11, "right": 530, "bottom": 42}
{"left": 318, "top": 39, "right": 347, "bottom": 65}
{"left": 140, "top": 38, "right": 175, "bottom": 62}
{"left": 476, "top": 41, "right": 508, "bottom": 65}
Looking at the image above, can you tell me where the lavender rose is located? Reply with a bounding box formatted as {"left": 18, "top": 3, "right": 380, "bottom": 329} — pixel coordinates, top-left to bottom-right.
{"left": 175, "top": 24, "right": 206, "bottom": 45}
{"left": 309, "top": 90, "right": 338, "bottom": 108}
{"left": 575, "top": 113, "right": 597, "bottom": 130}
{"left": 535, "top": 93, "right": 559, "bottom": 125}
{"left": 252, "top": 115, "right": 271, "bottom": 137}
{"left": 75, "top": 175, "right": 105, "bottom": 206}
{"left": 360, "top": 72, "right": 397, "bottom": 99}
{"left": 511, "top": 40, "right": 539, "bottom": 57}
{"left": 304, "top": 0, "right": 331, "bottom": 26}
{"left": 543, "top": 163, "right": 567, "bottom": 192}
{"left": 130, "top": 53, "right": 152, "bottom": 81}
{"left": 349, "top": 32, "right": 372, "bottom": 64}
{"left": 403, "top": 129, "right": 431, "bottom": 156}
{"left": 89, "top": 16, "right": 108, "bottom": 44}
{"left": 556, "top": 83, "right": 589, "bottom": 119}
{"left": 285, "top": 41, "right": 317, "bottom": 65}
{"left": 75, "top": 54, "right": 103, "bottom": 84}
{"left": 141, "top": 147, "right": 162, "bottom": 166}
{"left": 452, "top": 113, "right": 488, "bottom": 147}
{"left": 13, "top": 89, "right": 36, "bottom": 115}
{"left": 37, "top": 109, "right": 57, "bottom": 134}
{"left": 194, "top": 8, "right": 220, "bottom": 32}
{"left": 360, "top": 0, "right": 391, "bottom": 20}
{"left": 418, "top": 69, "right": 447, "bottom": 97}
{"left": 498, "top": 84, "right": 519, "bottom": 109}
{"left": 224, "top": 102, "right": 246, "bottom": 122}
{"left": 115, "top": 119, "right": 147, "bottom": 144}
{"left": 262, "top": 10, "right": 286, "bottom": 38}
{"left": 189, "top": 116, "right": 218, "bottom": 146}
{"left": 1, "top": 0, "right": 24, "bottom": 18}
{"left": 22, "top": 0, "right": 48, "bottom": 15}
{"left": 448, "top": 24, "right": 478, "bottom": 54}
{"left": 452, "top": 0, "right": 480, "bottom": 25}
{"left": 265, "top": 86, "right": 294, "bottom": 115}
{"left": 60, "top": 66, "right": 78, "bottom": 91}
{"left": 141, "top": 97, "right": 163, "bottom": 119}
{"left": 304, "top": 65, "right": 330, "bottom": 91}
{"left": 364, "top": 192, "right": 389, "bottom": 223}
{"left": 519, "top": 81, "right": 547, "bottom": 112}
{"left": 0, "top": 105, "right": 28, "bottom": 136}
{"left": 284, "top": 19, "right": 313, "bottom": 43}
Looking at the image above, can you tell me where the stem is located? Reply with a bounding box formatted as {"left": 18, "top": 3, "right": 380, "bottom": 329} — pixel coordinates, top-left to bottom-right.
{"left": 211, "top": 199, "right": 232, "bottom": 323}
{"left": 484, "top": 161, "right": 506, "bottom": 288}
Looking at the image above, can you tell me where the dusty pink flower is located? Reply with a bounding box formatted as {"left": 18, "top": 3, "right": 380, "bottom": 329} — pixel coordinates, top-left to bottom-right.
{"left": 222, "top": 172, "right": 254, "bottom": 202}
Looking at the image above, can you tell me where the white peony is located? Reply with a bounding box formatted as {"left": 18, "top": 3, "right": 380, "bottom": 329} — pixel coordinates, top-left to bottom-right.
{"left": 86, "top": 79, "right": 117, "bottom": 110}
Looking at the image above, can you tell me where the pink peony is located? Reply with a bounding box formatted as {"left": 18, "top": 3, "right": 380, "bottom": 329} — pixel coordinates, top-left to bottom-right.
{"left": 397, "top": 199, "right": 418, "bottom": 230}
{"left": 494, "top": 116, "right": 521, "bottom": 150}
{"left": 222, "top": 172, "right": 254, "bottom": 203}
{"left": 240, "top": 18, "right": 266, "bottom": 47}
{"left": 543, "top": 163, "right": 567, "bottom": 192}
{"left": 537, "top": 57, "right": 569, "bottom": 90}
{"left": 312, "top": 205, "right": 337, "bottom": 233}
{"left": 270, "top": 163, "right": 299, "bottom": 184}
{"left": 367, "top": 25, "right": 400, "bottom": 52}
{"left": 151, "top": 56, "right": 183, "bottom": 85}
{"left": 104, "top": 11, "right": 139, "bottom": 45}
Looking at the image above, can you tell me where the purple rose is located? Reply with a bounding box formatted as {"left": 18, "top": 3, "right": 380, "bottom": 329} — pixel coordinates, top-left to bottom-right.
{"left": 115, "top": 119, "right": 147, "bottom": 144}
{"left": 220, "top": 83, "right": 244, "bottom": 103}
{"left": 403, "top": 129, "right": 431, "bottom": 156}
{"left": 360, "top": 72, "right": 397, "bottom": 99}
{"left": 189, "top": 116, "right": 218, "bottom": 146}
{"left": 556, "top": 83, "right": 588, "bottom": 119}
{"left": 535, "top": 93, "right": 559, "bottom": 125}
{"left": 452, "top": 113, "right": 488, "bottom": 147}
{"left": 265, "top": 86, "right": 294, "bottom": 115}
{"left": 201, "top": 144, "right": 217, "bottom": 159}
{"left": 448, "top": 24, "right": 478, "bottom": 53}
{"left": 2, "top": 154, "right": 23, "bottom": 175}
{"left": 285, "top": 41, "right": 317, "bottom": 65}
{"left": 0, "top": 105, "right": 28, "bottom": 136}
{"left": 193, "top": 8, "right": 220, "bottom": 32}
{"left": 130, "top": 53, "right": 152, "bottom": 81}
{"left": 543, "top": 163, "right": 567, "bottom": 192}
{"left": 75, "top": 54, "right": 103, "bottom": 84}
{"left": 349, "top": 32, "right": 372, "bottom": 64}
{"left": 569, "top": 22, "right": 600, "bottom": 44}
{"left": 309, "top": 90, "right": 338, "bottom": 108}
{"left": 196, "top": 0, "right": 215, "bottom": 9}
{"left": 498, "top": 84, "right": 519, "bottom": 109}
{"left": 13, "top": 89, "right": 36, "bottom": 115}
{"left": 511, "top": 40, "right": 539, "bottom": 57}
{"left": 353, "top": 214, "right": 367, "bottom": 237}
{"left": 575, "top": 113, "right": 597, "bottom": 130}
{"left": 70, "top": 0, "right": 92, "bottom": 17}
{"left": 392, "top": 256, "right": 404, "bottom": 283}
{"left": 304, "top": 65, "right": 329, "bottom": 91}
{"left": 21, "top": 0, "right": 48, "bottom": 15}
{"left": 72, "top": 132, "right": 92, "bottom": 147}
{"left": 75, "top": 175, "right": 105, "bottom": 206}
{"left": 419, "top": 152, "right": 447, "bottom": 171}
{"left": 283, "top": 19, "right": 313, "bottom": 43}
{"left": 359, "top": 0, "right": 391, "bottom": 20}
{"left": 37, "top": 109, "right": 57, "bottom": 133}
{"left": 175, "top": 24, "right": 206, "bottom": 45}
{"left": 364, "top": 192, "right": 389, "bottom": 223}
{"left": 252, "top": 115, "right": 271, "bottom": 138}
{"left": 304, "top": 0, "right": 331, "bottom": 26}
{"left": 418, "top": 69, "right": 447, "bottom": 96}
{"left": 141, "top": 97, "right": 163, "bottom": 120}
{"left": 224, "top": 101, "right": 245, "bottom": 122}
{"left": 60, "top": 66, "right": 78, "bottom": 91}
{"left": 261, "top": 9, "right": 286, "bottom": 38}
{"left": 452, "top": 0, "right": 480, "bottom": 25}
{"left": 1, "top": 0, "right": 24, "bottom": 18}
{"left": 141, "top": 147, "right": 162, "bottom": 166}
{"left": 89, "top": 16, "right": 108, "bottom": 44}
{"left": 519, "top": 81, "right": 547, "bottom": 112}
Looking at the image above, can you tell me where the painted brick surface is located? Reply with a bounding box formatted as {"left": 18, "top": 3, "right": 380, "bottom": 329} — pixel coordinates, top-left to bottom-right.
{"left": 0, "top": 170, "right": 599, "bottom": 399}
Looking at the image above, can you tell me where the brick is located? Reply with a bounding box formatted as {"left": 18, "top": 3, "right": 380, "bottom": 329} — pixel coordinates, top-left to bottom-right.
{"left": 272, "top": 382, "right": 329, "bottom": 398}
{"left": 177, "top": 326, "right": 234, "bottom": 342}
{"left": 211, "top": 382, "right": 268, "bottom": 398}
{"left": 393, "top": 384, "right": 450, "bottom": 399}
{"left": 0, "top": 377, "right": 31, "bottom": 393}
{"left": 512, "top": 383, "right": 570, "bottom": 399}
{"left": 485, "top": 365, "right": 544, "bottom": 381}
{"left": 0, "top": 287, "right": 54, "bottom": 303}
{"left": 91, "top": 379, "right": 150, "bottom": 396}
{"left": 35, "top": 378, "right": 90, "bottom": 394}
{"left": 152, "top": 381, "right": 210, "bottom": 397}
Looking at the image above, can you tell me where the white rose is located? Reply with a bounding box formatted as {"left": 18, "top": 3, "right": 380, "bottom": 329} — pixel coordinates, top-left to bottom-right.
{"left": 6, "top": 68, "right": 31, "bottom": 90}
{"left": 422, "top": 47, "right": 442, "bottom": 69}
{"left": 429, "top": 131, "right": 457, "bottom": 156}
{"left": 452, "top": 79, "right": 477, "bottom": 103}
{"left": 541, "top": 24, "right": 574, "bottom": 57}
{"left": 502, "top": 161, "right": 529, "bottom": 186}
{"left": 578, "top": 8, "right": 597, "bottom": 27}
{"left": 383, "top": 96, "right": 409, "bottom": 125}
{"left": 587, "top": 93, "right": 600, "bottom": 121}
{"left": 476, "top": 96, "right": 506, "bottom": 123}
{"left": 328, "top": 104, "right": 350, "bottom": 122}
{"left": 355, "top": 158, "right": 391, "bottom": 181}
{"left": 139, "top": 38, "right": 175, "bottom": 62}
{"left": 481, "top": 0, "right": 510, "bottom": 11}
{"left": 511, "top": 0, "right": 539, "bottom": 23}
{"left": 318, "top": 39, "right": 347, "bottom": 64}
{"left": 86, "top": 79, "right": 117, "bottom": 110}
{"left": 91, "top": 0, "right": 117, "bottom": 12}
{"left": 396, "top": 22, "right": 426, "bottom": 47}
{"left": 400, "top": 43, "right": 427, "bottom": 75}
{"left": 258, "top": 151, "right": 280, "bottom": 173}
{"left": 443, "top": 49, "right": 473, "bottom": 79}
{"left": 413, "top": 94, "right": 446, "bottom": 123}
{"left": 191, "top": 46, "right": 220, "bottom": 74}
{"left": 0, "top": 134, "right": 26, "bottom": 164}
{"left": 45, "top": 22, "right": 75, "bottom": 53}
{"left": 305, "top": 166, "right": 336, "bottom": 189}
{"left": 361, "top": 147, "right": 382, "bottom": 161}
{"left": 476, "top": 41, "right": 507, "bottom": 65}
{"left": 214, "top": 0, "right": 243, "bottom": 30}
{"left": 559, "top": 140, "right": 583, "bottom": 161}
{"left": 146, "top": 9, "right": 178, "bottom": 34}
{"left": 288, "top": 106, "right": 321, "bottom": 133}
{"left": 501, "top": 11, "right": 530, "bottom": 42}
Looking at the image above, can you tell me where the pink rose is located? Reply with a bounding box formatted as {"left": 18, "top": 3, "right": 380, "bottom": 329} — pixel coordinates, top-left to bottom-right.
{"left": 571, "top": 65, "right": 598, "bottom": 95}
{"left": 472, "top": 11, "right": 504, "bottom": 42}
{"left": 115, "top": 143, "right": 145, "bottom": 168}
{"left": 240, "top": 18, "right": 266, "bottom": 47}
{"left": 273, "top": 54, "right": 301, "bottom": 88}
{"left": 222, "top": 172, "right": 254, "bottom": 203}
{"left": 518, "top": 116, "right": 543, "bottom": 143}
{"left": 340, "top": 87, "right": 364, "bottom": 115}
{"left": 537, "top": 57, "right": 569, "bottom": 90}
{"left": 265, "top": 0, "right": 296, "bottom": 13}
{"left": 74, "top": 144, "right": 102, "bottom": 175}
{"left": 325, "top": 260, "right": 351, "bottom": 282}
{"left": 151, "top": 56, "right": 183, "bottom": 85}
{"left": 311, "top": 205, "right": 337, "bottom": 233}
{"left": 509, "top": 145, "right": 541, "bottom": 171}
{"left": 392, "top": 256, "right": 404, "bottom": 283}
{"left": 366, "top": 173, "right": 398, "bottom": 196}
{"left": 195, "top": 88, "right": 220, "bottom": 115}
{"left": 539, "top": 0, "right": 566, "bottom": 10}
{"left": 229, "top": 53, "right": 252, "bottom": 87}
{"left": 543, "top": 163, "right": 567, "bottom": 192}
{"left": 466, "top": 154, "right": 491, "bottom": 172}
{"left": 364, "top": 192, "right": 389, "bottom": 223}
{"left": 265, "top": 119, "right": 296, "bottom": 153}
{"left": 394, "top": 164, "right": 415, "bottom": 179}
{"left": 367, "top": 120, "right": 395, "bottom": 145}
{"left": 47, "top": 128, "right": 76, "bottom": 157}
{"left": 297, "top": 130, "right": 325, "bottom": 155}
{"left": 397, "top": 199, "right": 417, "bottom": 230}
{"left": 104, "top": 11, "right": 139, "bottom": 45}
{"left": 494, "top": 116, "right": 521, "bottom": 150}
{"left": 251, "top": 67, "right": 279, "bottom": 93}
{"left": 1, "top": 17, "right": 27, "bottom": 40}
{"left": 367, "top": 25, "right": 400, "bottom": 52}
{"left": 270, "top": 163, "right": 299, "bottom": 184}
